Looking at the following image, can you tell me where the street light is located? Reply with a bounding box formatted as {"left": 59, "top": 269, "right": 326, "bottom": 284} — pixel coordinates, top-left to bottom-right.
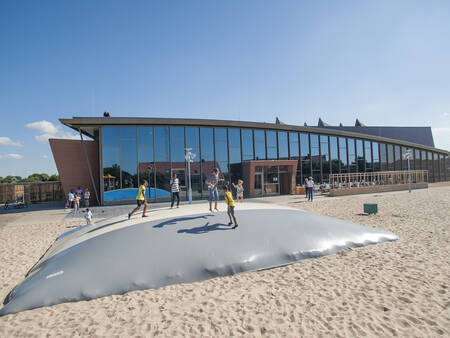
{"left": 185, "top": 148, "right": 196, "bottom": 204}
{"left": 403, "top": 148, "right": 412, "bottom": 193}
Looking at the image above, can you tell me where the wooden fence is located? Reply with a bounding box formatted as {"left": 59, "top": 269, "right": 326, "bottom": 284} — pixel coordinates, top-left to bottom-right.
{"left": 0, "top": 182, "right": 64, "bottom": 204}
{"left": 329, "top": 170, "right": 428, "bottom": 189}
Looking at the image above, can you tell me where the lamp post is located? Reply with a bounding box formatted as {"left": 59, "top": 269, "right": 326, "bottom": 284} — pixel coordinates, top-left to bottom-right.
{"left": 403, "top": 148, "right": 412, "bottom": 193}
{"left": 185, "top": 148, "right": 196, "bottom": 204}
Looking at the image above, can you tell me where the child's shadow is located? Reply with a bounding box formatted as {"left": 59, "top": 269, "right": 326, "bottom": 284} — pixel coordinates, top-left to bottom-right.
{"left": 177, "top": 222, "right": 231, "bottom": 234}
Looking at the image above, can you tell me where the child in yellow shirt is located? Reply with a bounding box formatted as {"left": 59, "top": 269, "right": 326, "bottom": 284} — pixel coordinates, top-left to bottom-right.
{"left": 223, "top": 185, "right": 238, "bottom": 229}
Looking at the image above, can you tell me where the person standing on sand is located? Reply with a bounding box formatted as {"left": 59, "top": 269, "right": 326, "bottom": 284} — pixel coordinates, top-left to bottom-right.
{"left": 205, "top": 168, "right": 223, "bottom": 212}
{"left": 74, "top": 194, "right": 80, "bottom": 213}
{"left": 84, "top": 188, "right": 90, "bottom": 207}
{"left": 128, "top": 179, "right": 148, "bottom": 219}
{"left": 306, "top": 176, "right": 315, "bottom": 201}
{"left": 170, "top": 172, "right": 180, "bottom": 208}
{"left": 232, "top": 179, "right": 244, "bottom": 202}
{"left": 68, "top": 190, "right": 75, "bottom": 209}
{"left": 223, "top": 185, "right": 238, "bottom": 229}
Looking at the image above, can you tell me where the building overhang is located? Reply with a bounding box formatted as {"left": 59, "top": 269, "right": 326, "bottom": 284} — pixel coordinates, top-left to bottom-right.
{"left": 59, "top": 116, "right": 449, "bottom": 155}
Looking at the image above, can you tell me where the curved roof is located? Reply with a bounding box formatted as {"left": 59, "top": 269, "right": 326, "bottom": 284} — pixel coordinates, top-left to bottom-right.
{"left": 59, "top": 117, "right": 449, "bottom": 155}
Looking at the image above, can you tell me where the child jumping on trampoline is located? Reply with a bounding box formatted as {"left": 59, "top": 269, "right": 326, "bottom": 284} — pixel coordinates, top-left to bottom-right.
{"left": 223, "top": 185, "right": 238, "bottom": 229}
{"left": 232, "top": 179, "right": 244, "bottom": 202}
{"left": 128, "top": 179, "right": 148, "bottom": 219}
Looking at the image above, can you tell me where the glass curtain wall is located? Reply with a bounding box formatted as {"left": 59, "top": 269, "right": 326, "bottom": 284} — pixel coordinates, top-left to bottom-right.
{"left": 310, "top": 134, "right": 320, "bottom": 182}
{"left": 102, "top": 127, "right": 121, "bottom": 202}
{"left": 137, "top": 127, "right": 154, "bottom": 201}
{"left": 278, "top": 131, "right": 288, "bottom": 159}
{"left": 289, "top": 132, "right": 301, "bottom": 184}
{"left": 300, "top": 133, "right": 310, "bottom": 180}
{"left": 394, "top": 145, "right": 401, "bottom": 170}
{"left": 254, "top": 130, "right": 266, "bottom": 160}
{"left": 401, "top": 147, "right": 407, "bottom": 171}
{"left": 364, "top": 140, "right": 372, "bottom": 171}
{"left": 372, "top": 142, "right": 380, "bottom": 171}
{"left": 348, "top": 138, "right": 356, "bottom": 172}
{"left": 428, "top": 152, "right": 434, "bottom": 182}
{"left": 339, "top": 137, "right": 348, "bottom": 173}
{"left": 185, "top": 127, "right": 201, "bottom": 199}
{"left": 356, "top": 139, "right": 364, "bottom": 172}
{"left": 214, "top": 128, "right": 229, "bottom": 194}
{"left": 434, "top": 153, "right": 440, "bottom": 181}
{"left": 330, "top": 136, "right": 339, "bottom": 174}
{"left": 229, "top": 128, "right": 242, "bottom": 190}
{"left": 241, "top": 129, "right": 254, "bottom": 161}
{"left": 154, "top": 127, "right": 171, "bottom": 201}
{"left": 380, "top": 143, "right": 387, "bottom": 171}
{"left": 200, "top": 128, "right": 215, "bottom": 196}
{"left": 266, "top": 131, "right": 277, "bottom": 159}
{"left": 119, "top": 127, "right": 138, "bottom": 200}
{"left": 440, "top": 154, "right": 446, "bottom": 181}
{"left": 414, "top": 149, "right": 421, "bottom": 170}
{"left": 387, "top": 144, "right": 394, "bottom": 171}
{"left": 320, "top": 135, "right": 330, "bottom": 182}
{"left": 446, "top": 155, "right": 450, "bottom": 181}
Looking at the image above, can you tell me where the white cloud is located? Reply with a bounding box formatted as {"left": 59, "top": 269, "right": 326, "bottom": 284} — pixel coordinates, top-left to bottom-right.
{"left": 0, "top": 136, "right": 23, "bottom": 147}
{"left": 5, "top": 153, "right": 23, "bottom": 159}
{"left": 432, "top": 127, "right": 450, "bottom": 151}
{"left": 440, "top": 112, "right": 449, "bottom": 118}
{"left": 25, "top": 120, "right": 80, "bottom": 142}
{"left": 25, "top": 120, "right": 59, "bottom": 134}
{"left": 41, "top": 154, "right": 49, "bottom": 159}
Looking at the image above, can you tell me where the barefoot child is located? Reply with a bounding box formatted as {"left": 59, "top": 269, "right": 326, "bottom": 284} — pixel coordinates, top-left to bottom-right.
{"left": 128, "top": 179, "right": 149, "bottom": 219}
{"left": 84, "top": 208, "right": 93, "bottom": 225}
{"left": 223, "top": 185, "right": 238, "bottom": 229}
{"left": 232, "top": 179, "right": 244, "bottom": 202}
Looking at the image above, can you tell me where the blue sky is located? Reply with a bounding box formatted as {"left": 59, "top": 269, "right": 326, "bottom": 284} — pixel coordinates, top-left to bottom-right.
{"left": 1, "top": 0, "right": 449, "bottom": 177}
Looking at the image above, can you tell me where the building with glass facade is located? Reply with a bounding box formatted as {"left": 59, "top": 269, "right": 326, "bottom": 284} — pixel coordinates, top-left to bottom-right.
{"left": 51, "top": 117, "right": 450, "bottom": 205}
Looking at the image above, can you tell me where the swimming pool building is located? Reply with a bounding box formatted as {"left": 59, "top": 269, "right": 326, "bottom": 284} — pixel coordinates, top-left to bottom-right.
{"left": 50, "top": 117, "right": 450, "bottom": 205}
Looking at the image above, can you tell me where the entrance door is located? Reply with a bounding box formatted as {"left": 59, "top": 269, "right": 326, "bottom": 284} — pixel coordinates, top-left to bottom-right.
{"left": 254, "top": 172, "right": 263, "bottom": 196}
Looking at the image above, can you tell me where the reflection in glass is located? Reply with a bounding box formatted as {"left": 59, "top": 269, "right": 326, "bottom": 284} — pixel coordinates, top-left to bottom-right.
{"left": 289, "top": 132, "right": 299, "bottom": 159}
{"left": 380, "top": 143, "right": 387, "bottom": 171}
{"left": 121, "top": 139, "right": 137, "bottom": 163}
{"left": 330, "top": 136, "right": 338, "bottom": 174}
{"left": 155, "top": 163, "right": 171, "bottom": 201}
{"left": 103, "top": 147, "right": 120, "bottom": 168}
{"left": 121, "top": 162, "right": 138, "bottom": 191}
{"left": 339, "top": 137, "right": 347, "bottom": 172}
{"left": 170, "top": 127, "right": 185, "bottom": 163}
{"left": 137, "top": 127, "right": 153, "bottom": 147}
{"left": 310, "top": 134, "right": 320, "bottom": 180}
{"left": 103, "top": 127, "right": 119, "bottom": 147}
{"left": 387, "top": 144, "right": 394, "bottom": 171}
{"left": 348, "top": 138, "right": 356, "bottom": 172}
{"left": 266, "top": 130, "right": 277, "bottom": 159}
{"left": 434, "top": 153, "right": 440, "bottom": 181}
{"left": 320, "top": 135, "right": 330, "bottom": 181}
{"left": 428, "top": 152, "right": 434, "bottom": 182}
{"left": 200, "top": 128, "right": 214, "bottom": 162}
{"left": 414, "top": 149, "right": 421, "bottom": 170}
{"left": 228, "top": 129, "right": 241, "bottom": 164}
{"left": 372, "top": 142, "right": 380, "bottom": 171}
{"left": 300, "top": 133, "right": 310, "bottom": 179}
{"left": 155, "top": 127, "right": 169, "bottom": 162}
{"left": 242, "top": 129, "right": 254, "bottom": 160}
{"left": 421, "top": 151, "right": 427, "bottom": 176}
{"left": 254, "top": 129, "right": 266, "bottom": 160}
{"left": 394, "top": 145, "right": 401, "bottom": 170}
{"left": 186, "top": 127, "right": 200, "bottom": 160}
{"left": 357, "top": 139, "right": 364, "bottom": 172}
{"left": 120, "top": 127, "right": 136, "bottom": 140}
{"left": 215, "top": 128, "right": 228, "bottom": 163}
{"left": 401, "top": 147, "right": 408, "bottom": 171}
{"left": 278, "top": 131, "right": 288, "bottom": 159}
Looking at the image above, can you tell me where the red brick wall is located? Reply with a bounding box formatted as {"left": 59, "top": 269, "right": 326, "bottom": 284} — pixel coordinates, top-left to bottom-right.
{"left": 49, "top": 139, "right": 100, "bottom": 205}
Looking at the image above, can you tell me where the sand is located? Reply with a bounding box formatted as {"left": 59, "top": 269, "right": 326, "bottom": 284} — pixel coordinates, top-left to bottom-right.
{"left": 0, "top": 187, "right": 449, "bottom": 337}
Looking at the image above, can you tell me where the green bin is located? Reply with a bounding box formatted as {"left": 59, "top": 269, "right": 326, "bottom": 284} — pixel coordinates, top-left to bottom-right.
{"left": 364, "top": 203, "right": 378, "bottom": 214}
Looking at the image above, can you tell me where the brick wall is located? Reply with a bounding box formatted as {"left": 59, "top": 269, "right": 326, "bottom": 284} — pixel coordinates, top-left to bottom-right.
{"left": 49, "top": 139, "right": 100, "bottom": 205}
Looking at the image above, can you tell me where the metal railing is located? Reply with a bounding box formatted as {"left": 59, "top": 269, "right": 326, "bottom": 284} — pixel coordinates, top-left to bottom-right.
{"left": 328, "top": 170, "right": 428, "bottom": 189}
{"left": 0, "top": 182, "right": 64, "bottom": 204}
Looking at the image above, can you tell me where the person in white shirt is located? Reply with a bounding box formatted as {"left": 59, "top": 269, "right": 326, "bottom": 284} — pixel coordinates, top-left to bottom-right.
{"left": 306, "top": 176, "right": 315, "bottom": 201}
{"left": 84, "top": 208, "right": 93, "bottom": 225}
{"left": 68, "top": 191, "right": 75, "bottom": 209}
{"left": 170, "top": 172, "right": 180, "bottom": 208}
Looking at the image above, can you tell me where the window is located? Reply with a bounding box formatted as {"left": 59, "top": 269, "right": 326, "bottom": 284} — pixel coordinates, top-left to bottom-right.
{"left": 339, "top": 137, "right": 347, "bottom": 172}
{"left": 414, "top": 149, "right": 421, "bottom": 170}
{"left": 241, "top": 129, "right": 254, "bottom": 160}
{"left": 278, "top": 131, "right": 288, "bottom": 159}
{"left": 310, "top": 134, "right": 320, "bottom": 182}
{"left": 348, "top": 138, "right": 356, "bottom": 172}
{"left": 330, "top": 136, "right": 338, "bottom": 174}
{"left": 364, "top": 140, "right": 372, "bottom": 171}
{"left": 372, "top": 142, "right": 380, "bottom": 171}
{"left": 380, "top": 143, "right": 387, "bottom": 171}
{"left": 300, "top": 133, "right": 310, "bottom": 179}
{"left": 215, "top": 128, "right": 228, "bottom": 178}
{"left": 356, "top": 139, "right": 364, "bottom": 172}
{"left": 320, "top": 135, "right": 330, "bottom": 181}
{"left": 254, "top": 129, "right": 266, "bottom": 160}
{"left": 266, "top": 130, "right": 277, "bottom": 159}
{"left": 154, "top": 127, "right": 169, "bottom": 162}
{"left": 185, "top": 127, "right": 200, "bottom": 161}
{"left": 289, "top": 132, "right": 299, "bottom": 159}
{"left": 170, "top": 127, "right": 185, "bottom": 163}
{"left": 387, "top": 144, "right": 394, "bottom": 171}
{"left": 394, "top": 145, "right": 401, "bottom": 170}
{"left": 228, "top": 129, "right": 241, "bottom": 164}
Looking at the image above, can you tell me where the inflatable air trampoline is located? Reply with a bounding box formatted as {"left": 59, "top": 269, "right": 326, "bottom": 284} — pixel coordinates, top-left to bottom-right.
{"left": 0, "top": 202, "right": 398, "bottom": 316}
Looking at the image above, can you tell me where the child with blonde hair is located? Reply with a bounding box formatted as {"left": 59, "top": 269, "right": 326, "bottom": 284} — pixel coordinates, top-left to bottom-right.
{"left": 232, "top": 179, "right": 244, "bottom": 203}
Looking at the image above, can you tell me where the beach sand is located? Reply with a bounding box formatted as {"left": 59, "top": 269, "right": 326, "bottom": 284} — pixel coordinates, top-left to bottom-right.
{"left": 0, "top": 187, "right": 449, "bottom": 337}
